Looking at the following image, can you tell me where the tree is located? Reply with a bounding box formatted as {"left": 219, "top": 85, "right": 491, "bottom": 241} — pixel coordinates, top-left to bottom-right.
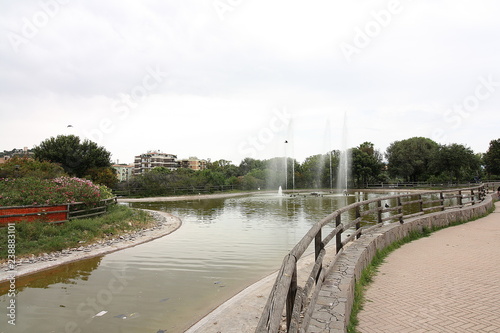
{"left": 33, "top": 135, "right": 113, "bottom": 179}
{"left": 150, "top": 166, "right": 172, "bottom": 174}
{"left": 238, "top": 158, "right": 265, "bottom": 175}
{"left": 0, "top": 156, "right": 66, "bottom": 179}
{"left": 483, "top": 139, "right": 500, "bottom": 176}
{"left": 352, "top": 142, "right": 384, "bottom": 187}
{"left": 385, "top": 137, "right": 439, "bottom": 182}
{"left": 300, "top": 154, "right": 326, "bottom": 188}
{"left": 207, "top": 159, "right": 239, "bottom": 178}
{"left": 430, "top": 144, "right": 481, "bottom": 182}
{"left": 86, "top": 167, "right": 119, "bottom": 188}
{"left": 240, "top": 168, "right": 266, "bottom": 190}
{"left": 195, "top": 169, "right": 226, "bottom": 187}
{"left": 262, "top": 157, "right": 298, "bottom": 190}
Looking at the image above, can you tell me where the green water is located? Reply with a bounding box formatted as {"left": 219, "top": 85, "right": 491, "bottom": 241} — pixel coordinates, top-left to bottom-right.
{"left": 0, "top": 191, "right": 395, "bottom": 333}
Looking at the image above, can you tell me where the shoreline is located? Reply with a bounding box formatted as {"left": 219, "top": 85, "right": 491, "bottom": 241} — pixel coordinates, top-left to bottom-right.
{"left": 117, "top": 188, "right": 424, "bottom": 203}
{"left": 117, "top": 190, "right": 264, "bottom": 202}
{"left": 0, "top": 209, "right": 182, "bottom": 283}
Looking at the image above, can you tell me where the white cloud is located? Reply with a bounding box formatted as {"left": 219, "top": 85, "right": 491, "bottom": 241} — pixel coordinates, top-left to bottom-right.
{"left": 1, "top": 0, "right": 499, "bottom": 164}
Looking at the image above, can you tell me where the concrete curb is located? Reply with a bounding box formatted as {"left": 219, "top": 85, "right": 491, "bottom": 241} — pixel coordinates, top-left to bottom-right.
{"left": 0, "top": 209, "right": 182, "bottom": 283}
{"left": 308, "top": 195, "right": 495, "bottom": 333}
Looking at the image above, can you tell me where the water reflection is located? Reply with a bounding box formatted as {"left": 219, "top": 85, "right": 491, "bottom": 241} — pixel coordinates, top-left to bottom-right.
{"left": 0, "top": 191, "right": 391, "bottom": 333}
{"left": 0, "top": 256, "right": 102, "bottom": 295}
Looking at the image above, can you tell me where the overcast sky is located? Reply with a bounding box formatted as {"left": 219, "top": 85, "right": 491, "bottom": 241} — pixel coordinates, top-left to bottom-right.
{"left": 1, "top": 0, "right": 499, "bottom": 165}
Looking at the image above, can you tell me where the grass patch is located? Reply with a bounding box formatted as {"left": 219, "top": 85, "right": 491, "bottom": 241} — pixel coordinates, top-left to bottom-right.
{"left": 347, "top": 205, "right": 495, "bottom": 333}
{"left": 0, "top": 204, "right": 154, "bottom": 260}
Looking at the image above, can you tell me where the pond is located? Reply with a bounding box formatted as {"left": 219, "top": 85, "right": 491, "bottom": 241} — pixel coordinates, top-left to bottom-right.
{"left": 0, "top": 191, "right": 396, "bottom": 333}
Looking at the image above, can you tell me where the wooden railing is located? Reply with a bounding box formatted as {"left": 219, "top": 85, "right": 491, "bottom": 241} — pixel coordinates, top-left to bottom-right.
{"left": 255, "top": 185, "right": 487, "bottom": 333}
{"left": 0, "top": 197, "right": 117, "bottom": 226}
{"left": 67, "top": 197, "right": 117, "bottom": 220}
{"left": 113, "top": 184, "right": 237, "bottom": 197}
{"left": 365, "top": 181, "right": 483, "bottom": 189}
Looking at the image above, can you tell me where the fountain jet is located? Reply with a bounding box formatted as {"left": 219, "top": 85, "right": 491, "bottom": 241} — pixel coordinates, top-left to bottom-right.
{"left": 337, "top": 113, "right": 351, "bottom": 195}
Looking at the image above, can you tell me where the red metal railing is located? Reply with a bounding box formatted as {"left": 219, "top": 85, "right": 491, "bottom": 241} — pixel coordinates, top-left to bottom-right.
{"left": 0, "top": 198, "right": 116, "bottom": 226}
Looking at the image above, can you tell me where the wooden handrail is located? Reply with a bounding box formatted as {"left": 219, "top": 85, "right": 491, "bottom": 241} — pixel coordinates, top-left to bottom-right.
{"left": 256, "top": 185, "right": 486, "bottom": 333}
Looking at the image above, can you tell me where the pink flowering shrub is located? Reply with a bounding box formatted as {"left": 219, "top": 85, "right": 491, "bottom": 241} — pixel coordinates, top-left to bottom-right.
{"left": 0, "top": 177, "right": 114, "bottom": 207}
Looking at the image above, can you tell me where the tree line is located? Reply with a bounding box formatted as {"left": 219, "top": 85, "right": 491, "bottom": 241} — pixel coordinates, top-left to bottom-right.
{"left": 120, "top": 137, "right": 500, "bottom": 196}
{"left": 3, "top": 135, "right": 500, "bottom": 197}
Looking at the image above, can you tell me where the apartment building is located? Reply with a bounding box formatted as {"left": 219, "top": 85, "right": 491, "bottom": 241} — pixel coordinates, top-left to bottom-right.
{"left": 179, "top": 157, "right": 207, "bottom": 171}
{"left": 113, "top": 164, "right": 134, "bottom": 181}
{"left": 133, "top": 151, "right": 179, "bottom": 175}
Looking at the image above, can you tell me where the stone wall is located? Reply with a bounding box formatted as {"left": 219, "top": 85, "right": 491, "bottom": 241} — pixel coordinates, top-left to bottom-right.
{"left": 309, "top": 194, "right": 495, "bottom": 333}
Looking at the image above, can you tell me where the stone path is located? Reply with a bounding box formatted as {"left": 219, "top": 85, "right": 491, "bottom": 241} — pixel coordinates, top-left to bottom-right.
{"left": 357, "top": 202, "right": 500, "bottom": 333}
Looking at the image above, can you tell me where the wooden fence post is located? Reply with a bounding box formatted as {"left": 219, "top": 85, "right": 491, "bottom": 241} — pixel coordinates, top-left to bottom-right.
{"left": 355, "top": 206, "right": 361, "bottom": 239}
{"left": 336, "top": 215, "right": 342, "bottom": 253}
{"left": 397, "top": 197, "right": 403, "bottom": 223}
{"left": 315, "top": 229, "right": 323, "bottom": 261}
{"left": 286, "top": 265, "right": 298, "bottom": 331}
{"left": 377, "top": 200, "right": 382, "bottom": 223}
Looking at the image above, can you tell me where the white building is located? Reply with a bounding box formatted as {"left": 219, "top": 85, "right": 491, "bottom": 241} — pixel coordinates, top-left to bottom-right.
{"left": 133, "top": 150, "right": 179, "bottom": 175}
{"left": 113, "top": 164, "right": 134, "bottom": 181}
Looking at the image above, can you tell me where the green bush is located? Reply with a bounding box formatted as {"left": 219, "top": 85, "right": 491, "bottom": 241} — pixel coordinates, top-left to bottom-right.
{"left": 0, "top": 205, "right": 153, "bottom": 259}
{"left": 0, "top": 176, "right": 113, "bottom": 207}
{"left": 0, "top": 156, "right": 66, "bottom": 179}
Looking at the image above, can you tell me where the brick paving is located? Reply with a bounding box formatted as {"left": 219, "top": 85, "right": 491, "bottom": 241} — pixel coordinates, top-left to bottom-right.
{"left": 357, "top": 202, "right": 500, "bottom": 333}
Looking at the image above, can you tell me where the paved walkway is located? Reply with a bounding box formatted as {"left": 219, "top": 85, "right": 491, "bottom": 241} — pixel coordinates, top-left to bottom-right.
{"left": 357, "top": 202, "right": 500, "bottom": 333}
